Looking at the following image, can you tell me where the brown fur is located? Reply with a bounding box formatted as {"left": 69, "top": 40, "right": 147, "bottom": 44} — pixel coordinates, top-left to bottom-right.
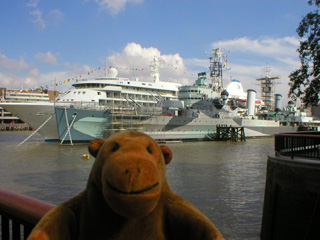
{"left": 28, "top": 131, "right": 224, "bottom": 240}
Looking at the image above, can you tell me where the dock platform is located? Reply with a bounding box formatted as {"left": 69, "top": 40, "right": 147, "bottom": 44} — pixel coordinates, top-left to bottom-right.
{"left": 215, "top": 125, "right": 246, "bottom": 141}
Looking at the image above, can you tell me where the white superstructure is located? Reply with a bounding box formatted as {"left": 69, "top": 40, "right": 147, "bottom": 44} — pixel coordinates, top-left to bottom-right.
{"left": 56, "top": 66, "right": 180, "bottom": 109}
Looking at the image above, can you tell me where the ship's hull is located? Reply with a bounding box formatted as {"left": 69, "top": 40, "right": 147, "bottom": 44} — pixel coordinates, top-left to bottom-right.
{"left": 55, "top": 107, "right": 112, "bottom": 142}
{"left": 143, "top": 116, "right": 297, "bottom": 140}
{"left": 0, "top": 102, "right": 59, "bottom": 141}
{"left": 55, "top": 107, "right": 298, "bottom": 142}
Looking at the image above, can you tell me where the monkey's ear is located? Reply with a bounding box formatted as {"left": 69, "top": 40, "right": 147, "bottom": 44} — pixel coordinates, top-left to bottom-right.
{"left": 160, "top": 145, "right": 172, "bottom": 165}
{"left": 88, "top": 138, "right": 105, "bottom": 157}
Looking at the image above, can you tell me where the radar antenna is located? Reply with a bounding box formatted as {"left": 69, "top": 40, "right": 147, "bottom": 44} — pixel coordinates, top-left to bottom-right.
{"left": 206, "top": 43, "right": 230, "bottom": 92}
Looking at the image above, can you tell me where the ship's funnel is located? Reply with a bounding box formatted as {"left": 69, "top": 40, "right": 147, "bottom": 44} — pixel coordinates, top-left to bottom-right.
{"left": 247, "top": 89, "right": 256, "bottom": 116}
{"left": 274, "top": 94, "right": 282, "bottom": 112}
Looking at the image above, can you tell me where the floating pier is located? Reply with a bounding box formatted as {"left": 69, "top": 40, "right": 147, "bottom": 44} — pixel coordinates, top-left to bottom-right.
{"left": 215, "top": 125, "right": 246, "bottom": 141}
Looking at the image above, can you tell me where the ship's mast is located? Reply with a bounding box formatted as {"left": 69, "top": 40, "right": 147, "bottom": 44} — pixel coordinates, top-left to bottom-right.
{"left": 150, "top": 56, "right": 160, "bottom": 82}
{"left": 104, "top": 58, "right": 108, "bottom": 78}
{"left": 256, "top": 67, "right": 280, "bottom": 110}
{"left": 208, "top": 44, "right": 230, "bottom": 92}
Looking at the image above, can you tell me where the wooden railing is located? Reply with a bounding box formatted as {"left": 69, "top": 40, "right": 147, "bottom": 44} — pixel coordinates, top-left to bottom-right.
{"left": 0, "top": 189, "right": 55, "bottom": 240}
{"left": 274, "top": 131, "right": 320, "bottom": 159}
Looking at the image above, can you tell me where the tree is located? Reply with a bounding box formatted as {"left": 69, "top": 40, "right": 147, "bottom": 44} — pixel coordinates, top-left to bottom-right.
{"left": 289, "top": 0, "right": 320, "bottom": 106}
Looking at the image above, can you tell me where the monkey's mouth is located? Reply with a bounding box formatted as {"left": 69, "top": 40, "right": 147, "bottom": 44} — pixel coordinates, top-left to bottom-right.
{"left": 106, "top": 181, "right": 159, "bottom": 195}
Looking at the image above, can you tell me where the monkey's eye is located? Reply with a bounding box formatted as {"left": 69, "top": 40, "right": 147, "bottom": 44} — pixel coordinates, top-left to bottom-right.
{"left": 112, "top": 143, "right": 119, "bottom": 152}
{"left": 147, "top": 146, "right": 152, "bottom": 154}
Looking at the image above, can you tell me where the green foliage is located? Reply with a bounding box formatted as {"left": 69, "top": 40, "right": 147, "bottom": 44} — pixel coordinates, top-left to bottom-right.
{"left": 289, "top": 0, "right": 320, "bottom": 106}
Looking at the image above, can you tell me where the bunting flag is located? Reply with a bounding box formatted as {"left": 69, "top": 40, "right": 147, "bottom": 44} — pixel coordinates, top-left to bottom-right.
{"left": 112, "top": 61, "right": 196, "bottom": 77}
{"left": 113, "top": 66, "right": 147, "bottom": 71}
{"left": 158, "top": 58, "right": 197, "bottom": 77}
{"left": 20, "top": 59, "right": 197, "bottom": 92}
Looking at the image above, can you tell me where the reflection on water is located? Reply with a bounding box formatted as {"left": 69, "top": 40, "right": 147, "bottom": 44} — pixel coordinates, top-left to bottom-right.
{"left": 0, "top": 132, "right": 274, "bottom": 240}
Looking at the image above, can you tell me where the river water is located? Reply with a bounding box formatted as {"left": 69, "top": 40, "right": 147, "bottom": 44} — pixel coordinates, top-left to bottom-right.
{"left": 0, "top": 131, "right": 274, "bottom": 239}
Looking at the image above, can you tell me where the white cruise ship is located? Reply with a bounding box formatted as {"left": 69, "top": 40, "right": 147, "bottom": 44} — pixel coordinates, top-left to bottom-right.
{"left": 0, "top": 57, "right": 181, "bottom": 141}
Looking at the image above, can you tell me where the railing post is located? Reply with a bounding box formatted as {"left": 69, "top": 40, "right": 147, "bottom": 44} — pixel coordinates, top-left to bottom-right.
{"left": 1, "top": 215, "right": 10, "bottom": 240}
{"left": 13, "top": 221, "right": 20, "bottom": 240}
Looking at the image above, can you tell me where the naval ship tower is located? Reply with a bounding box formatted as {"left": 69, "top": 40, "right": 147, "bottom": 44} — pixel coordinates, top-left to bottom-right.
{"left": 256, "top": 67, "right": 280, "bottom": 110}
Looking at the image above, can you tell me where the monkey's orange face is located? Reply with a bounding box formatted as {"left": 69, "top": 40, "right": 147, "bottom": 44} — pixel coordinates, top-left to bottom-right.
{"left": 88, "top": 131, "right": 172, "bottom": 218}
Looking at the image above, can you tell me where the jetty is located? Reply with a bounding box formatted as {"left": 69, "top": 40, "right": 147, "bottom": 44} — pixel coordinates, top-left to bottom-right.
{"left": 215, "top": 125, "right": 246, "bottom": 141}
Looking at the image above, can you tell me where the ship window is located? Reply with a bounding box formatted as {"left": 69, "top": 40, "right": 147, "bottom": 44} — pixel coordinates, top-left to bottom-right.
{"left": 97, "top": 92, "right": 101, "bottom": 95}
{"left": 82, "top": 91, "right": 86, "bottom": 94}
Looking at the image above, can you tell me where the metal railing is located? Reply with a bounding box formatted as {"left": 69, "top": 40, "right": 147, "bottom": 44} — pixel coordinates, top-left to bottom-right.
{"left": 0, "top": 189, "right": 55, "bottom": 240}
{"left": 274, "top": 131, "right": 320, "bottom": 159}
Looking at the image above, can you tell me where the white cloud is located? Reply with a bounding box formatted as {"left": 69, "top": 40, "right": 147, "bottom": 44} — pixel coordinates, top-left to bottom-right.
{"left": 0, "top": 53, "right": 38, "bottom": 90}
{"left": 0, "top": 72, "right": 20, "bottom": 89}
{"left": 35, "top": 51, "right": 59, "bottom": 65}
{"left": 28, "top": 68, "right": 40, "bottom": 78}
{"left": 47, "top": 9, "right": 64, "bottom": 25}
{"left": 26, "top": 0, "right": 39, "bottom": 8}
{"left": 26, "top": 0, "right": 46, "bottom": 29}
{"left": 106, "top": 42, "right": 193, "bottom": 85}
{"left": 0, "top": 53, "right": 29, "bottom": 71}
{"left": 64, "top": 62, "right": 92, "bottom": 73}
{"left": 109, "top": 43, "right": 161, "bottom": 66}
{"left": 0, "top": 71, "right": 39, "bottom": 90}
{"left": 94, "top": 0, "right": 145, "bottom": 15}
{"left": 26, "top": 0, "right": 64, "bottom": 29}
{"left": 214, "top": 36, "right": 299, "bottom": 59}
{"left": 0, "top": 53, "right": 55, "bottom": 90}
{"left": 30, "top": 10, "right": 46, "bottom": 30}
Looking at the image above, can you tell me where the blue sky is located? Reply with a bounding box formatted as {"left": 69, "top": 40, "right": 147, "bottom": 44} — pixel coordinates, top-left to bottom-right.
{"left": 0, "top": 0, "right": 316, "bottom": 104}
